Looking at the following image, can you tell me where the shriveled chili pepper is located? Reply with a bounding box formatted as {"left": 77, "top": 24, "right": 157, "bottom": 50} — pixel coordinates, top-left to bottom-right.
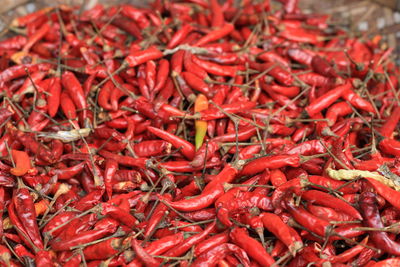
{"left": 13, "top": 180, "right": 44, "bottom": 250}
{"left": 359, "top": 192, "right": 400, "bottom": 255}
{"left": 192, "top": 243, "right": 251, "bottom": 267}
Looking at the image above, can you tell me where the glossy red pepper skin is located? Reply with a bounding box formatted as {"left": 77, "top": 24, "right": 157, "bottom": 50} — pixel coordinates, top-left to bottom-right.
{"left": 192, "top": 243, "right": 251, "bottom": 267}
{"left": 241, "top": 154, "right": 300, "bottom": 176}
{"left": 147, "top": 126, "right": 195, "bottom": 160}
{"left": 194, "top": 23, "right": 234, "bottom": 46}
{"left": 143, "top": 194, "right": 171, "bottom": 238}
{"left": 13, "top": 186, "right": 44, "bottom": 250}
{"left": 285, "top": 196, "right": 330, "bottom": 237}
{"left": 125, "top": 46, "right": 163, "bottom": 67}
{"left": 305, "top": 82, "right": 351, "bottom": 117}
{"left": 194, "top": 231, "right": 229, "bottom": 257}
{"left": 163, "top": 221, "right": 216, "bottom": 257}
{"left": 261, "top": 212, "right": 303, "bottom": 255}
{"left": 49, "top": 224, "right": 117, "bottom": 251}
{"left": 230, "top": 227, "right": 275, "bottom": 266}
{"left": 301, "top": 190, "right": 362, "bottom": 220}
{"left": 132, "top": 239, "right": 161, "bottom": 267}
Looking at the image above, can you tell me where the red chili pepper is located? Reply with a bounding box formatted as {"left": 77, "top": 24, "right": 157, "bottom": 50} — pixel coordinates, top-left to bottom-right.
{"left": 49, "top": 223, "right": 117, "bottom": 251}
{"left": 194, "top": 23, "right": 234, "bottom": 46}
{"left": 163, "top": 220, "right": 216, "bottom": 257}
{"left": 10, "top": 150, "right": 32, "bottom": 176}
{"left": 380, "top": 106, "right": 400, "bottom": 138}
{"left": 61, "top": 71, "right": 87, "bottom": 112}
{"left": 192, "top": 243, "right": 251, "bottom": 267}
{"left": 143, "top": 194, "right": 171, "bottom": 238}
{"left": 364, "top": 177, "right": 400, "bottom": 210}
{"left": 359, "top": 192, "right": 400, "bottom": 255}
{"left": 147, "top": 126, "right": 195, "bottom": 160}
{"left": 103, "top": 159, "right": 118, "bottom": 200}
{"left": 35, "top": 250, "right": 54, "bottom": 267}
{"left": 194, "top": 231, "right": 229, "bottom": 257}
{"left": 131, "top": 239, "right": 161, "bottom": 267}
{"left": 342, "top": 88, "right": 375, "bottom": 114}
{"left": 261, "top": 212, "right": 303, "bottom": 255}
{"left": 13, "top": 181, "right": 44, "bottom": 250}
{"left": 305, "top": 82, "right": 351, "bottom": 117}
{"left": 241, "top": 154, "right": 301, "bottom": 176}
{"left": 285, "top": 194, "right": 330, "bottom": 237}
{"left": 191, "top": 55, "right": 242, "bottom": 77}
{"left": 230, "top": 227, "right": 275, "bottom": 266}
{"left": 167, "top": 24, "right": 193, "bottom": 49}
{"left": 311, "top": 55, "right": 338, "bottom": 77}
{"left": 307, "top": 204, "right": 354, "bottom": 222}
{"left": 125, "top": 46, "right": 163, "bottom": 67}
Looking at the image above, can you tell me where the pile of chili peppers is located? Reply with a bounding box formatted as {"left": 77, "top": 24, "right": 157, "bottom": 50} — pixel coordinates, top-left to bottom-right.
{"left": 0, "top": 0, "right": 400, "bottom": 266}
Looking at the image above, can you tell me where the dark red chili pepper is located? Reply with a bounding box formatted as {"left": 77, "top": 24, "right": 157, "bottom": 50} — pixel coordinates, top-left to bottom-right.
{"left": 359, "top": 192, "right": 400, "bottom": 255}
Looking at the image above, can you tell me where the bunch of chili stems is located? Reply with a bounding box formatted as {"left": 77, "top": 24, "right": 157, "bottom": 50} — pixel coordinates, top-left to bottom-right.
{"left": 0, "top": 0, "right": 399, "bottom": 266}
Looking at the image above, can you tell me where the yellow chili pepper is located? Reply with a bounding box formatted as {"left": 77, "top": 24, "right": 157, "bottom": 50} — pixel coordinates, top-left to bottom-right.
{"left": 194, "top": 94, "right": 208, "bottom": 150}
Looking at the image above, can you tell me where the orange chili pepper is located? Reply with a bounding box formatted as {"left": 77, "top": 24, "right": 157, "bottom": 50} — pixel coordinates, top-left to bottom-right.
{"left": 194, "top": 94, "right": 209, "bottom": 150}
{"left": 10, "top": 150, "right": 32, "bottom": 176}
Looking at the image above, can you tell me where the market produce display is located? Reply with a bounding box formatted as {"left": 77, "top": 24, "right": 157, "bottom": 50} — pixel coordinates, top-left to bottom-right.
{"left": 0, "top": 0, "right": 399, "bottom": 265}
